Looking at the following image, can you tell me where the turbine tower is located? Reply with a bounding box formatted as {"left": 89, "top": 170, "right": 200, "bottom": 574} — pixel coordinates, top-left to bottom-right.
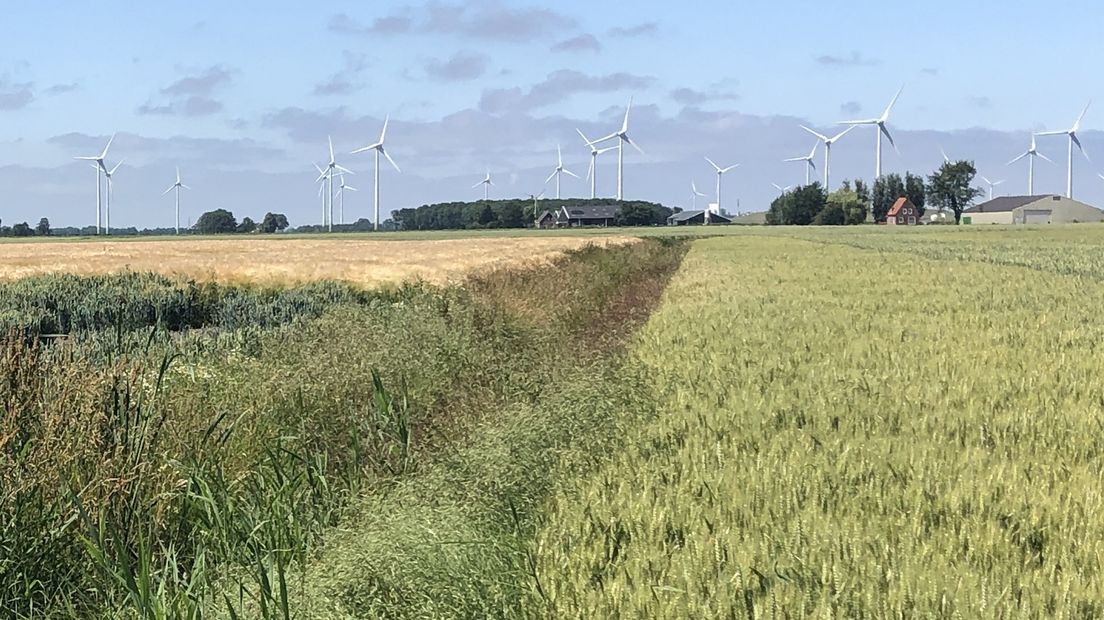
{"left": 783, "top": 141, "right": 818, "bottom": 185}
{"left": 839, "top": 85, "right": 904, "bottom": 179}
{"left": 544, "top": 145, "right": 580, "bottom": 199}
{"left": 690, "top": 180, "right": 706, "bottom": 211}
{"left": 313, "top": 163, "right": 328, "bottom": 226}
{"left": 980, "top": 175, "right": 1005, "bottom": 200}
{"left": 161, "top": 167, "right": 190, "bottom": 235}
{"left": 592, "top": 97, "right": 644, "bottom": 200}
{"left": 577, "top": 129, "right": 617, "bottom": 199}
{"left": 800, "top": 125, "right": 855, "bottom": 188}
{"left": 705, "top": 157, "right": 739, "bottom": 215}
{"left": 337, "top": 175, "right": 357, "bottom": 226}
{"left": 319, "top": 137, "right": 354, "bottom": 232}
{"left": 1036, "top": 101, "right": 1091, "bottom": 198}
{"left": 102, "top": 160, "right": 123, "bottom": 235}
{"left": 351, "top": 116, "right": 401, "bottom": 231}
{"left": 473, "top": 171, "right": 494, "bottom": 200}
{"left": 1007, "top": 134, "right": 1053, "bottom": 195}
{"left": 74, "top": 133, "right": 115, "bottom": 235}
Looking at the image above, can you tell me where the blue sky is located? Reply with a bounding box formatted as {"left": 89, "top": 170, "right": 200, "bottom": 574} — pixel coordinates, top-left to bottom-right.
{"left": 3, "top": 1, "right": 1104, "bottom": 227}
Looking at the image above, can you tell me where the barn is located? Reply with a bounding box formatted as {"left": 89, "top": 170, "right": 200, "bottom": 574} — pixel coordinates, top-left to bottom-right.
{"left": 886, "top": 198, "right": 919, "bottom": 225}
{"left": 666, "top": 210, "right": 733, "bottom": 226}
{"left": 962, "top": 195, "right": 1104, "bottom": 225}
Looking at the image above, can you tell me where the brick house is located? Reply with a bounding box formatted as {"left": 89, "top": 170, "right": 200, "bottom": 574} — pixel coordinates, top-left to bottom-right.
{"left": 886, "top": 197, "right": 919, "bottom": 225}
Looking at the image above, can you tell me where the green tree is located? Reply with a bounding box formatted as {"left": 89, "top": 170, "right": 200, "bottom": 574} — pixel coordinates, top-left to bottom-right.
{"left": 495, "top": 203, "right": 526, "bottom": 228}
{"left": 11, "top": 222, "right": 33, "bottom": 237}
{"left": 813, "top": 203, "right": 845, "bottom": 225}
{"left": 236, "top": 217, "right": 257, "bottom": 233}
{"left": 927, "top": 161, "right": 983, "bottom": 224}
{"left": 616, "top": 203, "right": 658, "bottom": 226}
{"left": 35, "top": 218, "right": 50, "bottom": 236}
{"left": 872, "top": 173, "right": 906, "bottom": 223}
{"left": 478, "top": 203, "right": 495, "bottom": 227}
{"left": 766, "top": 183, "right": 826, "bottom": 225}
{"left": 905, "top": 172, "right": 927, "bottom": 215}
{"left": 853, "top": 179, "right": 871, "bottom": 205}
{"left": 194, "top": 209, "right": 238, "bottom": 234}
{"left": 827, "top": 188, "right": 867, "bottom": 225}
{"left": 260, "top": 212, "right": 289, "bottom": 233}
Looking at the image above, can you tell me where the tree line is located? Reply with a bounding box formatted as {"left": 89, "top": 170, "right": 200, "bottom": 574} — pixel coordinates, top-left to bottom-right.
{"left": 391, "top": 198, "right": 674, "bottom": 230}
{"left": 767, "top": 160, "right": 982, "bottom": 225}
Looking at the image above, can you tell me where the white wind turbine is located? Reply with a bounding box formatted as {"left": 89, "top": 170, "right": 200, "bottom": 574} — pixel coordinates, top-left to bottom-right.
{"left": 577, "top": 129, "right": 618, "bottom": 199}
{"left": 162, "top": 167, "right": 190, "bottom": 235}
{"left": 1036, "top": 101, "right": 1091, "bottom": 198}
{"left": 800, "top": 125, "right": 855, "bottom": 188}
{"left": 839, "top": 85, "right": 904, "bottom": 179}
{"left": 74, "top": 133, "right": 115, "bottom": 235}
{"left": 1007, "top": 134, "right": 1053, "bottom": 195}
{"left": 338, "top": 174, "right": 357, "bottom": 225}
{"left": 473, "top": 170, "right": 494, "bottom": 200}
{"left": 771, "top": 183, "right": 792, "bottom": 193}
{"left": 783, "top": 141, "right": 818, "bottom": 185}
{"left": 705, "top": 157, "right": 739, "bottom": 214}
{"left": 351, "top": 116, "right": 400, "bottom": 231}
{"left": 313, "top": 163, "right": 328, "bottom": 226}
{"left": 592, "top": 97, "right": 645, "bottom": 200}
{"left": 102, "top": 160, "right": 123, "bottom": 235}
{"left": 980, "top": 175, "right": 1005, "bottom": 200}
{"left": 690, "top": 180, "right": 707, "bottom": 211}
{"left": 318, "top": 137, "right": 354, "bottom": 231}
{"left": 544, "top": 145, "right": 580, "bottom": 199}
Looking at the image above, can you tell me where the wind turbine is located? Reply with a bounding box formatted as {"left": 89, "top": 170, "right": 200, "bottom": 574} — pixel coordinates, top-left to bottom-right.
{"left": 74, "top": 133, "right": 115, "bottom": 235}
{"left": 338, "top": 175, "right": 357, "bottom": 226}
{"left": 980, "top": 175, "right": 1005, "bottom": 200}
{"left": 473, "top": 170, "right": 494, "bottom": 200}
{"left": 690, "top": 180, "right": 707, "bottom": 211}
{"left": 319, "top": 137, "right": 354, "bottom": 231}
{"left": 529, "top": 190, "right": 546, "bottom": 221}
{"left": 839, "top": 85, "right": 904, "bottom": 179}
{"left": 783, "top": 141, "right": 818, "bottom": 185}
{"left": 1007, "top": 134, "right": 1053, "bottom": 195}
{"left": 161, "top": 167, "right": 190, "bottom": 235}
{"left": 1036, "top": 101, "right": 1091, "bottom": 198}
{"left": 313, "top": 163, "right": 328, "bottom": 227}
{"left": 939, "top": 145, "right": 951, "bottom": 164}
{"left": 351, "top": 116, "right": 401, "bottom": 231}
{"left": 800, "top": 125, "right": 855, "bottom": 188}
{"left": 592, "top": 97, "right": 644, "bottom": 200}
{"left": 704, "top": 157, "right": 739, "bottom": 215}
{"left": 577, "top": 129, "right": 618, "bottom": 199}
{"left": 771, "top": 183, "right": 792, "bottom": 193}
{"left": 102, "top": 160, "right": 123, "bottom": 235}
{"left": 544, "top": 145, "right": 580, "bottom": 199}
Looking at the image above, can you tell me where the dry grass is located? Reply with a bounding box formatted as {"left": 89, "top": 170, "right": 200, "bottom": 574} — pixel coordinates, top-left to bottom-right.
{"left": 0, "top": 235, "right": 635, "bottom": 286}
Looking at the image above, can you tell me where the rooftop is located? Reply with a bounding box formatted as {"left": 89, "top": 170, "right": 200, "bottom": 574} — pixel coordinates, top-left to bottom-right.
{"left": 965, "top": 195, "right": 1060, "bottom": 213}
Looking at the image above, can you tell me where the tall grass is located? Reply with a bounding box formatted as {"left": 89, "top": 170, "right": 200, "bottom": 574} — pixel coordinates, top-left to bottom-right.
{"left": 0, "top": 239, "right": 687, "bottom": 618}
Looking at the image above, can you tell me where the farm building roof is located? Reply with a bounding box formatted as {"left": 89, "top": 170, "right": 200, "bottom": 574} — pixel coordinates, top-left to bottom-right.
{"left": 966, "top": 195, "right": 1056, "bottom": 213}
{"left": 667, "top": 210, "right": 733, "bottom": 223}
{"left": 559, "top": 205, "right": 620, "bottom": 220}
{"left": 887, "top": 197, "right": 915, "bottom": 217}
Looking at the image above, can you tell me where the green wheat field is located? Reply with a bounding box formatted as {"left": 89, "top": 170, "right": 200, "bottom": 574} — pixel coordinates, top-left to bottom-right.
{"left": 3, "top": 226, "right": 1103, "bottom": 618}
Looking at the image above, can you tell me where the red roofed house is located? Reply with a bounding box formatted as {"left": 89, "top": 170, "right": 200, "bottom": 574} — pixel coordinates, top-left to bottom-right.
{"left": 886, "top": 197, "right": 919, "bottom": 225}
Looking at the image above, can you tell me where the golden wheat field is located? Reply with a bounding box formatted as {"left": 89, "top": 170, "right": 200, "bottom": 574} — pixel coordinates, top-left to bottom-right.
{"left": 0, "top": 235, "right": 634, "bottom": 285}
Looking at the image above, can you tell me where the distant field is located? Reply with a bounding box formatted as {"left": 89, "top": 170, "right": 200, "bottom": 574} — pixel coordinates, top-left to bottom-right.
{"left": 0, "top": 235, "right": 635, "bottom": 285}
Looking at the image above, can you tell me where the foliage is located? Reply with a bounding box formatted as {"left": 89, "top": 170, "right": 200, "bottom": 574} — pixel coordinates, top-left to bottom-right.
{"left": 812, "top": 202, "right": 845, "bottom": 225}
{"left": 766, "top": 183, "right": 826, "bottom": 225}
{"left": 236, "top": 217, "right": 257, "bottom": 234}
{"left": 905, "top": 171, "right": 927, "bottom": 213}
{"left": 616, "top": 202, "right": 670, "bottom": 226}
{"left": 36, "top": 217, "right": 51, "bottom": 236}
{"left": 260, "top": 212, "right": 290, "bottom": 234}
{"left": 392, "top": 198, "right": 672, "bottom": 230}
{"left": 872, "top": 172, "right": 928, "bottom": 222}
{"left": 928, "top": 160, "right": 984, "bottom": 223}
{"left": 194, "top": 209, "right": 238, "bottom": 234}
{"left": 827, "top": 187, "right": 868, "bottom": 225}
{"left": 10, "top": 222, "right": 33, "bottom": 237}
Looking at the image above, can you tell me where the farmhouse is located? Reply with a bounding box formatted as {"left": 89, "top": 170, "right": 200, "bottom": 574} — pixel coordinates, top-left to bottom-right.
{"left": 667, "top": 210, "right": 733, "bottom": 226}
{"left": 553, "top": 205, "right": 619, "bottom": 227}
{"left": 886, "top": 198, "right": 919, "bottom": 225}
{"left": 535, "top": 210, "right": 556, "bottom": 229}
{"left": 962, "top": 195, "right": 1104, "bottom": 224}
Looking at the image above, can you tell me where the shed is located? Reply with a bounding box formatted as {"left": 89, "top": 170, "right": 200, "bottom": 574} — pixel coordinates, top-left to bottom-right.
{"left": 962, "top": 195, "right": 1104, "bottom": 225}
{"left": 886, "top": 198, "right": 919, "bottom": 225}
{"left": 666, "top": 210, "right": 733, "bottom": 226}
{"left": 555, "top": 205, "right": 619, "bottom": 227}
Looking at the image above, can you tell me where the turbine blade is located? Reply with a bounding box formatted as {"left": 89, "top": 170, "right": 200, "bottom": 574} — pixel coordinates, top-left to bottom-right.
{"left": 838, "top": 119, "right": 879, "bottom": 125}
{"left": 1074, "top": 134, "right": 1091, "bottom": 162}
{"left": 621, "top": 96, "right": 632, "bottom": 133}
{"left": 705, "top": 156, "right": 721, "bottom": 172}
{"left": 545, "top": 170, "right": 557, "bottom": 184}
{"left": 881, "top": 84, "right": 904, "bottom": 121}
{"left": 328, "top": 136, "right": 335, "bottom": 163}
{"left": 576, "top": 128, "right": 593, "bottom": 146}
{"left": 1074, "top": 100, "right": 1092, "bottom": 131}
{"left": 380, "top": 115, "right": 390, "bottom": 143}
{"left": 624, "top": 135, "right": 645, "bottom": 155}
{"left": 783, "top": 156, "right": 806, "bottom": 162}
{"left": 162, "top": 186, "right": 175, "bottom": 195}
{"left": 100, "top": 133, "right": 116, "bottom": 159}
{"left": 722, "top": 164, "right": 740, "bottom": 173}
{"left": 564, "top": 168, "right": 580, "bottom": 179}
{"left": 882, "top": 125, "right": 898, "bottom": 154}
{"left": 1034, "top": 130, "right": 1067, "bottom": 137}
{"left": 586, "top": 157, "right": 594, "bottom": 181}
{"left": 557, "top": 144, "right": 563, "bottom": 166}
{"left": 1037, "top": 151, "right": 1055, "bottom": 164}
{"left": 382, "top": 148, "right": 402, "bottom": 173}
{"left": 180, "top": 184, "right": 192, "bottom": 190}
{"left": 335, "top": 164, "right": 355, "bottom": 175}
{"left": 828, "top": 124, "right": 856, "bottom": 142}
{"left": 1007, "top": 151, "right": 1029, "bottom": 165}
{"left": 800, "top": 125, "right": 829, "bottom": 142}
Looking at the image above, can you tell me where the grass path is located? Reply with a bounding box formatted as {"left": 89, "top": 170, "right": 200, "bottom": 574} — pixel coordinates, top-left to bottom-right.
{"left": 529, "top": 235, "right": 1104, "bottom": 618}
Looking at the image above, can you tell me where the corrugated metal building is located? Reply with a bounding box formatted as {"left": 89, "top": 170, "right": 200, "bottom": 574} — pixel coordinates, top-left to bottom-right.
{"left": 962, "top": 195, "right": 1104, "bottom": 224}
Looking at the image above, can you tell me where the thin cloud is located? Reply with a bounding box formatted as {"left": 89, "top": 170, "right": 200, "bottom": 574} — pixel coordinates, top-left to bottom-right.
{"left": 815, "top": 51, "right": 880, "bottom": 67}
{"left": 551, "top": 33, "right": 601, "bottom": 53}
{"left": 314, "top": 52, "right": 370, "bottom": 96}
{"left": 424, "top": 51, "right": 489, "bottom": 81}
{"left": 968, "top": 96, "right": 992, "bottom": 109}
{"left": 608, "top": 22, "right": 658, "bottom": 38}
{"left": 330, "top": 3, "right": 576, "bottom": 42}
{"left": 43, "top": 82, "right": 79, "bottom": 96}
{"left": 479, "top": 70, "right": 653, "bottom": 113}
{"left": 0, "top": 78, "right": 34, "bottom": 110}
{"left": 840, "top": 101, "right": 862, "bottom": 115}
{"left": 137, "top": 65, "right": 234, "bottom": 117}
{"left": 671, "top": 87, "right": 739, "bottom": 106}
